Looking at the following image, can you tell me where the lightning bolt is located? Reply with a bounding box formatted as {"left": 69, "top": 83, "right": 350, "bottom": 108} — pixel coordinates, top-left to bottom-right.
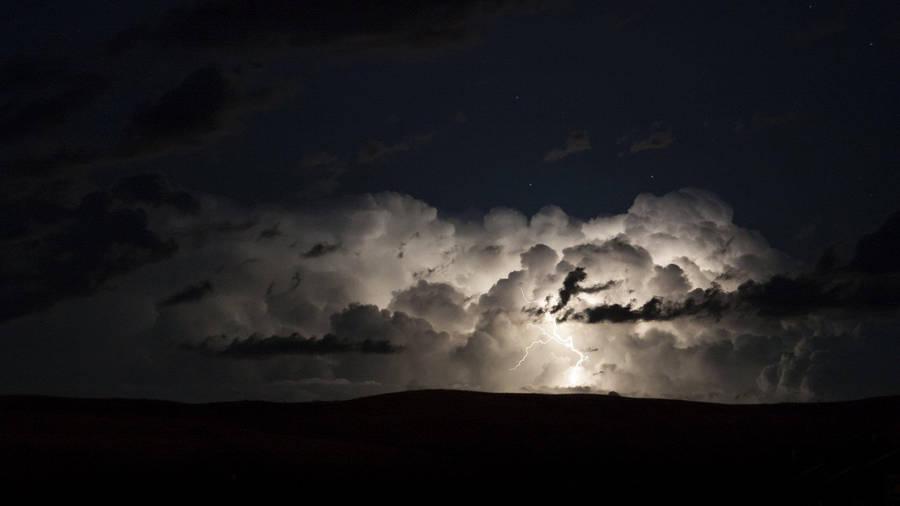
{"left": 512, "top": 287, "right": 588, "bottom": 385}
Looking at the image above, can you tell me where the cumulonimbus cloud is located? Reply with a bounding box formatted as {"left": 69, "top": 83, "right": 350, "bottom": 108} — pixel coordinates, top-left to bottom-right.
{"left": 2, "top": 185, "right": 897, "bottom": 403}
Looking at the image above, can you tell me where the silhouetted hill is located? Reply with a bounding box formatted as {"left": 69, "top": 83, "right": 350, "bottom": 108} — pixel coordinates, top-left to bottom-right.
{"left": 1, "top": 390, "right": 898, "bottom": 503}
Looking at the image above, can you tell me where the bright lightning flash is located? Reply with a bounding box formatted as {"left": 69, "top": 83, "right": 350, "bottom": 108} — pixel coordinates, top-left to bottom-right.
{"left": 512, "top": 288, "right": 588, "bottom": 386}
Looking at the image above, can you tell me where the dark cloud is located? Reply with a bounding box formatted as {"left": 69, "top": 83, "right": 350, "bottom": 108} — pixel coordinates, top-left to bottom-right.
{"left": 389, "top": 280, "right": 468, "bottom": 333}
{"left": 110, "top": 173, "right": 200, "bottom": 215}
{"left": 128, "top": 67, "right": 230, "bottom": 145}
{"left": 730, "top": 212, "right": 900, "bottom": 318}
{"left": 0, "top": 173, "right": 196, "bottom": 321}
{"left": 629, "top": 129, "right": 674, "bottom": 153}
{"left": 573, "top": 271, "right": 899, "bottom": 323}
{"left": 544, "top": 130, "right": 590, "bottom": 162}
{"left": 119, "top": 67, "right": 276, "bottom": 157}
{"left": 329, "top": 303, "right": 451, "bottom": 357}
{"left": 575, "top": 287, "right": 728, "bottom": 323}
{"left": 758, "top": 323, "right": 900, "bottom": 400}
{"left": 3, "top": 66, "right": 283, "bottom": 187}
{"left": 112, "top": 0, "right": 546, "bottom": 57}
{"left": 0, "top": 188, "right": 178, "bottom": 322}
{"left": 158, "top": 281, "right": 213, "bottom": 307}
{"left": 209, "top": 220, "right": 257, "bottom": 234}
{"left": 588, "top": 328, "right": 792, "bottom": 401}
{"left": 731, "top": 110, "right": 800, "bottom": 138}
{"left": 481, "top": 244, "right": 503, "bottom": 255}
{"left": 357, "top": 132, "right": 434, "bottom": 164}
{"left": 0, "top": 2, "right": 547, "bottom": 195}
{"left": 187, "top": 332, "right": 401, "bottom": 358}
{"left": 735, "top": 272, "right": 900, "bottom": 318}
{"left": 573, "top": 214, "right": 900, "bottom": 324}
{"left": 549, "top": 212, "right": 900, "bottom": 325}
{"left": 257, "top": 223, "right": 282, "bottom": 240}
{"left": 2, "top": 2, "right": 548, "bottom": 197}
{"left": 550, "top": 267, "right": 619, "bottom": 313}
{"left": 303, "top": 242, "right": 340, "bottom": 258}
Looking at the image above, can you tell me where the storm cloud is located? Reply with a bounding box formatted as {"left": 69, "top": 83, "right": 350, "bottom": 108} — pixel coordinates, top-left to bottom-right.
{"left": 186, "top": 332, "right": 402, "bottom": 358}
{"left": 1, "top": 188, "right": 897, "bottom": 402}
{"left": 111, "top": 0, "right": 547, "bottom": 57}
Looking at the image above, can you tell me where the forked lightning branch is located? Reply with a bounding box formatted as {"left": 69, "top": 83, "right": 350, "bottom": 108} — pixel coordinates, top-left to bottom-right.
{"left": 513, "top": 288, "right": 588, "bottom": 385}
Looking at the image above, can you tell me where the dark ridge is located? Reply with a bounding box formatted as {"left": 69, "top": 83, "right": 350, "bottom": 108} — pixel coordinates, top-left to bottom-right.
{"left": 1, "top": 390, "right": 897, "bottom": 502}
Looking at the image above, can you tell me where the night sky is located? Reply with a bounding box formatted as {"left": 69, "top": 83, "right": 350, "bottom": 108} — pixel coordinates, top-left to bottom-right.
{"left": 2, "top": 1, "right": 899, "bottom": 402}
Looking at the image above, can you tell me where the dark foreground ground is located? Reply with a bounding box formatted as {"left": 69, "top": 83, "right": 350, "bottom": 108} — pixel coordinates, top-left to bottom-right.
{"left": 1, "top": 390, "right": 898, "bottom": 503}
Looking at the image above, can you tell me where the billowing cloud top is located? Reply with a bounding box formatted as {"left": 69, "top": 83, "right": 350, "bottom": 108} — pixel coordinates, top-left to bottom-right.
{"left": 1, "top": 185, "right": 897, "bottom": 403}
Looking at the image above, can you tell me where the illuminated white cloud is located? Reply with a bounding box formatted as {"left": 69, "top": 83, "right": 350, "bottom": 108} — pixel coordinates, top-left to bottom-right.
{"left": 1, "top": 187, "right": 895, "bottom": 402}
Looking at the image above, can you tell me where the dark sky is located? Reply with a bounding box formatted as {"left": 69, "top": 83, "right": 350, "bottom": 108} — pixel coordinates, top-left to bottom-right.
{"left": 1, "top": 1, "right": 898, "bottom": 402}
